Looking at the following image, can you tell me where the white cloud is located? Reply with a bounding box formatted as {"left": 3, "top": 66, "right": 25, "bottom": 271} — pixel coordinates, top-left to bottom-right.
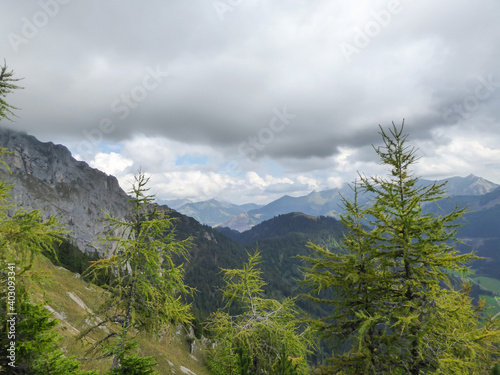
{"left": 327, "top": 176, "right": 344, "bottom": 189}
{"left": 90, "top": 152, "right": 133, "bottom": 176}
{"left": 418, "top": 135, "right": 500, "bottom": 182}
{"left": 297, "top": 175, "right": 319, "bottom": 190}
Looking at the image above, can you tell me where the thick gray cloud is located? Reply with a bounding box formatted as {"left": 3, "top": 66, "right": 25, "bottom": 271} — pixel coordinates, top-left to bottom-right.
{"left": 1, "top": 0, "right": 500, "bottom": 203}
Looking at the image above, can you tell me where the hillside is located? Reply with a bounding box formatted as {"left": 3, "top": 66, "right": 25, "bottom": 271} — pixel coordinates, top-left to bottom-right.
{"left": 422, "top": 187, "right": 500, "bottom": 279}
{"left": 0, "top": 128, "right": 130, "bottom": 255}
{"left": 215, "top": 212, "right": 346, "bottom": 314}
{"left": 0, "top": 128, "right": 345, "bottom": 321}
{"left": 1, "top": 128, "right": 499, "bottom": 373}
{"left": 216, "top": 211, "right": 499, "bottom": 317}
{"left": 224, "top": 212, "right": 344, "bottom": 245}
{"left": 25, "top": 255, "right": 209, "bottom": 375}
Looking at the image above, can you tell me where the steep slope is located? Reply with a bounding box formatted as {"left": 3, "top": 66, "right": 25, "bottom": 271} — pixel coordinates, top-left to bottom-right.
{"left": 28, "top": 255, "right": 210, "bottom": 375}
{"left": 2, "top": 127, "right": 497, "bottom": 320}
{"left": 0, "top": 128, "right": 350, "bottom": 321}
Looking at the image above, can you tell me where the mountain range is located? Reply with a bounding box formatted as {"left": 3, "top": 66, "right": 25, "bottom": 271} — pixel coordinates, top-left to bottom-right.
{"left": 1, "top": 127, "right": 499, "bottom": 320}
{"left": 177, "top": 175, "right": 499, "bottom": 231}
{"left": 171, "top": 198, "right": 262, "bottom": 227}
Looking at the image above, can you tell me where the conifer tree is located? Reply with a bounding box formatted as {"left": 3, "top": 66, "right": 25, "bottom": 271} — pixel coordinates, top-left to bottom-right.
{"left": 302, "top": 121, "right": 500, "bottom": 374}
{"left": 207, "top": 251, "right": 313, "bottom": 375}
{"left": 0, "top": 60, "right": 23, "bottom": 121}
{"left": 81, "top": 173, "right": 194, "bottom": 370}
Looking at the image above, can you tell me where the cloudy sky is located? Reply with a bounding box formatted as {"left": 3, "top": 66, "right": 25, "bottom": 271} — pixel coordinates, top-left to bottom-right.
{"left": 1, "top": 0, "right": 500, "bottom": 204}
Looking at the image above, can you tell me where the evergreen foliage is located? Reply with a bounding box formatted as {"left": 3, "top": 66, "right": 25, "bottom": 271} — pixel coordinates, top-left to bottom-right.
{"left": 104, "top": 340, "right": 158, "bottom": 375}
{"left": 270, "top": 345, "right": 301, "bottom": 375}
{"left": 3, "top": 62, "right": 500, "bottom": 373}
{"left": 301, "top": 122, "right": 500, "bottom": 374}
{"left": 81, "top": 173, "right": 194, "bottom": 369}
{"left": 44, "top": 238, "right": 100, "bottom": 276}
{"left": 0, "top": 60, "right": 23, "bottom": 121}
{"left": 206, "top": 251, "right": 313, "bottom": 375}
{"left": 0, "top": 289, "right": 97, "bottom": 375}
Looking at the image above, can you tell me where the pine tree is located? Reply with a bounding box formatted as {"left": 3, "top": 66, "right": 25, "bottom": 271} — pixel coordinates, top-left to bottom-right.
{"left": 302, "top": 121, "right": 500, "bottom": 374}
{"left": 206, "top": 251, "right": 313, "bottom": 375}
{"left": 81, "top": 172, "right": 194, "bottom": 369}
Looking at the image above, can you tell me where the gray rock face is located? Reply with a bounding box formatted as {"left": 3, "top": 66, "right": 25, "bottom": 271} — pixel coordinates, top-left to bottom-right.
{"left": 0, "top": 127, "right": 131, "bottom": 256}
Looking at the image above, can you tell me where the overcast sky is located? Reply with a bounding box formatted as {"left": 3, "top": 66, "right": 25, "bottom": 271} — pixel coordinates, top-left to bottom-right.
{"left": 1, "top": 0, "right": 500, "bottom": 204}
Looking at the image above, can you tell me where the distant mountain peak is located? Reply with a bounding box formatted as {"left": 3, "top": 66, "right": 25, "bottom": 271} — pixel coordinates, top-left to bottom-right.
{"left": 175, "top": 199, "right": 263, "bottom": 227}
{"left": 434, "top": 174, "right": 499, "bottom": 196}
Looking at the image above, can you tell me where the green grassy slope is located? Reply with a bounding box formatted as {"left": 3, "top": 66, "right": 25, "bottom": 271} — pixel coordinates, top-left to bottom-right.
{"left": 28, "top": 256, "right": 210, "bottom": 375}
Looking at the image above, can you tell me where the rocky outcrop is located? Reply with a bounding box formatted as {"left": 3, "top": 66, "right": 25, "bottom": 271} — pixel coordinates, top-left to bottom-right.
{"left": 0, "top": 127, "right": 132, "bottom": 255}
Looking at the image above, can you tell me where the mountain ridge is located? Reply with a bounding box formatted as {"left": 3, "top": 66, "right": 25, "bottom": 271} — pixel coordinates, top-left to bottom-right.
{"left": 176, "top": 198, "right": 262, "bottom": 226}
{"left": 206, "top": 176, "right": 499, "bottom": 231}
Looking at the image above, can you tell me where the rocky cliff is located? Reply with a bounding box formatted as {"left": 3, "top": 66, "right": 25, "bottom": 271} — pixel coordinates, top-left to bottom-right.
{"left": 0, "top": 127, "right": 131, "bottom": 255}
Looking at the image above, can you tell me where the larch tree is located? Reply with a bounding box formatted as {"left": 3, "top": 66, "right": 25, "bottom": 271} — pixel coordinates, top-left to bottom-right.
{"left": 81, "top": 172, "right": 194, "bottom": 370}
{"left": 206, "top": 251, "right": 314, "bottom": 375}
{"left": 0, "top": 60, "right": 23, "bottom": 121}
{"left": 301, "top": 122, "right": 500, "bottom": 374}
